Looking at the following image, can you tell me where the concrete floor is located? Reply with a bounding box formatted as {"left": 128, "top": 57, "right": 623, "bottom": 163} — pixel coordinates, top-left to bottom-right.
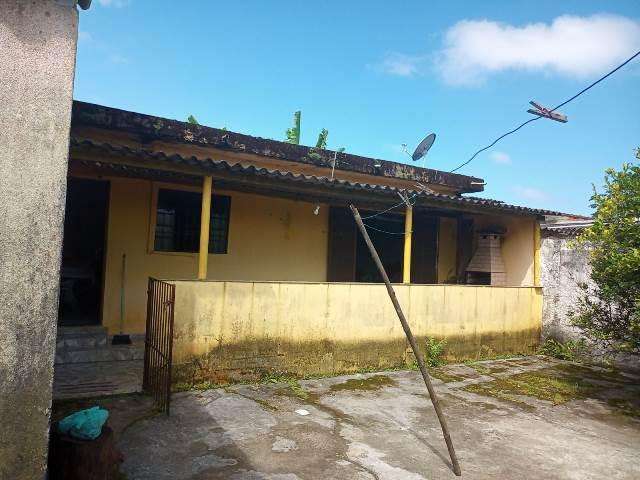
{"left": 53, "top": 360, "right": 143, "bottom": 399}
{"left": 100, "top": 356, "right": 639, "bottom": 479}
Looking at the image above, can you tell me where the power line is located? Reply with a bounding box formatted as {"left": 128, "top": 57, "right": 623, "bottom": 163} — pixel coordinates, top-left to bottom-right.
{"left": 450, "top": 118, "right": 540, "bottom": 173}
{"left": 361, "top": 200, "right": 412, "bottom": 220}
{"left": 360, "top": 48, "right": 640, "bottom": 224}
{"left": 450, "top": 49, "right": 640, "bottom": 173}
{"left": 551, "top": 49, "right": 640, "bottom": 111}
{"left": 362, "top": 222, "right": 408, "bottom": 236}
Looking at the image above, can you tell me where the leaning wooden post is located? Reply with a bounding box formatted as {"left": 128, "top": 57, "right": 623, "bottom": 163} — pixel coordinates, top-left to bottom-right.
{"left": 350, "top": 204, "right": 461, "bottom": 476}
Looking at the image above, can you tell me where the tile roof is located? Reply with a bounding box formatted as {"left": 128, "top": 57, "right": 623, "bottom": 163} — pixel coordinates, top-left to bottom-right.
{"left": 542, "top": 220, "right": 593, "bottom": 236}
{"left": 70, "top": 137, "right": 566, "bottom": 217}
{"left": 71, "top": 101, "right": 484, "bottom": 194}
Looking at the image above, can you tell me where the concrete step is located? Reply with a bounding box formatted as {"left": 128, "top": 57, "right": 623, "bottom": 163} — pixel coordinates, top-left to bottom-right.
{"left": 55, "top": 343, "right": 145, "bottom": 365}
{"left": 56, "top": 326, "right": 108, "bottom": 349}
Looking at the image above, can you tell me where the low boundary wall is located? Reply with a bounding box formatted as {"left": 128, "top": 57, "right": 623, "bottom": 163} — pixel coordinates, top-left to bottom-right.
{"left": 168, "top": 281, "right": 542, "bottom": 383}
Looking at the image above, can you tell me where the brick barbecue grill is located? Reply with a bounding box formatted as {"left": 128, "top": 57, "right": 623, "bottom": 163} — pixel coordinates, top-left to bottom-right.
{"left": 466, "top": 230, "right": 506, "bottom": 286}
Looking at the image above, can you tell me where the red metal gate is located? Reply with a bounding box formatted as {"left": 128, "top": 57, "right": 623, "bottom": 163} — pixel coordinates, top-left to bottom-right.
{"left": 143, "top": 278, "right": 175, "bottom": 414}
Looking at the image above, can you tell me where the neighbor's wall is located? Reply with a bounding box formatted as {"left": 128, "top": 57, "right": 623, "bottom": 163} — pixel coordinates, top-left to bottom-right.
{"left": 541, "top": 230, "right": 591, "bottom": 341}
{"left": 0, "top": 2, "right": 79, "bottom": 478}
{"left": 170, "top": 281, "right": 542, "bottom": 382}
{"left": 100, "top": 177, "right": 328, "bottom": 334}
{"left": 472, "top": 214, "right": 536, "bottom": 286}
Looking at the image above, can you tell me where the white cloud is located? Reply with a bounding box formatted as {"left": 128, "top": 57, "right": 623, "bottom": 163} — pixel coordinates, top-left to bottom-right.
{"left": 436, "top": 14, "right": 640, "bottom": 86}
{"left": 512, "top": 185, "right": 549, "bottom": 202}
{"left": 96, "top": 0, "right": 130, "bottom": 7}
{"left": 490, "top": 151, "right": 511, "bottom": 165}
{"left": 375, "top": 53, "right": 426, "bottom": 77}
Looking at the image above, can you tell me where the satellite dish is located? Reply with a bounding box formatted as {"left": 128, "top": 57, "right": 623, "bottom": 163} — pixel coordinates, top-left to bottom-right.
{"left": 411, "top": 133, "right": 436, "bottom": 161}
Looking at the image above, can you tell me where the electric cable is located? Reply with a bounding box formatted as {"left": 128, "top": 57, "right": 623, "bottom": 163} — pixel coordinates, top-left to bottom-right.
{"left": 450, "top": 49, "right": 640, "bottom": 173}
{"left": 362, "top": 49, "right": 640, "bottom": 223}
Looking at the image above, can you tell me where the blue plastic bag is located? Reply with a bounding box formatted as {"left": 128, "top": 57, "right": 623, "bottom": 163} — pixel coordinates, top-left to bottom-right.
{"left": 58, "top": 406, "right": 109, "bottom": 440}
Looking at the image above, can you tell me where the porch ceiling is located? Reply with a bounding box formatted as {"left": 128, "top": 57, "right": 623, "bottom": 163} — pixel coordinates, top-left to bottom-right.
{"left": 69, "top": 137, "right": 565, "bottom": 218}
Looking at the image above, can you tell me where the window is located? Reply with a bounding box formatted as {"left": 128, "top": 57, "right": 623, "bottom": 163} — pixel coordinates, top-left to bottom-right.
{"left": 154, "top": 188, "right": 231, "bottom": 254}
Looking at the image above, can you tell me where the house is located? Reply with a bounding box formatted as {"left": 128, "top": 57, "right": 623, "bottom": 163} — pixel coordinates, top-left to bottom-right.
{"left": 59, "top": 101, "right": 564, "bottom": 382}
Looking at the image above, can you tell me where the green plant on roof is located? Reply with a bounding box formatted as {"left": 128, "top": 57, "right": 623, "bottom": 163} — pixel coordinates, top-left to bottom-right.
{"left": 284, "top": 111, "right": 344, "bottom": 155}
{"left": 285, "top": 111, "right": 301, "bottom": 145}
{"left": 315, "top": 128, "right": 328, "bottom": 149}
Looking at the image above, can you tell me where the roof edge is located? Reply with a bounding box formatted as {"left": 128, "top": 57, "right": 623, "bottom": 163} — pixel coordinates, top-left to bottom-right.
{"left": 70, "top": 137, "right": 566, "bottom": 218}
{"left": 71, "top": 101, "right": 485, "bottom": 194}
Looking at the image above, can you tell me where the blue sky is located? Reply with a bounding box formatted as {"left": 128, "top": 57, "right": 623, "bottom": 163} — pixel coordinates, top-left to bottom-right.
{"left": 75, "top": 0, "right": 640, "bottom": 215}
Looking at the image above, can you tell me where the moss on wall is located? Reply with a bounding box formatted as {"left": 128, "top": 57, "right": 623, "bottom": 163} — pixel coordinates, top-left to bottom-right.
{"left": 170, "top": 281, "right": 542, "bottom": 385}
{"left": 172, "top": 329, "right": 540, "bottom": 386}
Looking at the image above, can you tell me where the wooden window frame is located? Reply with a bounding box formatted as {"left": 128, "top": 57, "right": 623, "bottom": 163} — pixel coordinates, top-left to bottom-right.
{"left": 147, "top": 182, "right": 231, "bottom": 257}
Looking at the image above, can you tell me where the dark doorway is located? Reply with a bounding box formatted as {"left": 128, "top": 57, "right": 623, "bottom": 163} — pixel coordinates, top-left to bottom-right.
{"left": 58, "top": 178, "right": 109, "bottom": 326}
{"left": 326, "top": 206, "right": 438, "bottom": 284}
{"left": 355, "top": 213, "right": 405, "bottom": 283}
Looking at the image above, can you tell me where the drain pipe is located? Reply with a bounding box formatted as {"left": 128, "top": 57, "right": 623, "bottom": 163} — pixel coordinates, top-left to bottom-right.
{"left": 112, "top": 252, "right": 131, "bottom": 345}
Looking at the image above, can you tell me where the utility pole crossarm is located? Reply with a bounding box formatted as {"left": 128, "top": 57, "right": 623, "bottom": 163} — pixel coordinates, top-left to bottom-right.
{"left": 527, "top": 101, "right": 568, "bottom": 123}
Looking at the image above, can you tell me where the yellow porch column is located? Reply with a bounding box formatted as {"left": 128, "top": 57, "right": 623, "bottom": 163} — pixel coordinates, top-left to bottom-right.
{"left": 533, "top": 221, "right": 541, "bottom": 286}
{"left": 198, "top": 176, "right": 213, "bottom": 280}
{"left": 403, "top": 205, "right": 413, "bottom": 283}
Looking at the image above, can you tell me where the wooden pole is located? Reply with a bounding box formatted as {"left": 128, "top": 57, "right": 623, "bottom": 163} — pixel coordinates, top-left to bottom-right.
{"left": 198, "top": 176, "right": 213, "bottom": 280}
{"left": 350, "top": 204, "right": 462, "bottom": 476}
{"left": 403, "top": 205, "right": 413, "bottom": 284}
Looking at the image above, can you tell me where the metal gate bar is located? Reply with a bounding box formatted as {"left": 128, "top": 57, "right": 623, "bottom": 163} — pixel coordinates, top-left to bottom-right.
{"left": 143, "top": 277, "right": 175, "bottom": 415}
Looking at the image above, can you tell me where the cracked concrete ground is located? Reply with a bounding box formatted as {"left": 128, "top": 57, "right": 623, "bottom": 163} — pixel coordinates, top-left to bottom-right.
{"left": 106, "top": 356, "right": 639, "bottom": 479}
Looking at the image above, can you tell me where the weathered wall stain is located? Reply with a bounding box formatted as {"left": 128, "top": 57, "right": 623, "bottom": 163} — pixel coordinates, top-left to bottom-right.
{"left": 540, "top": 229, "right": 591, "bottom": 341}
{"left": 170, "top": 281, "right": 542, "bottom": 383}
{"left": 0, "top": 2, "right": 78, "bottom": 478}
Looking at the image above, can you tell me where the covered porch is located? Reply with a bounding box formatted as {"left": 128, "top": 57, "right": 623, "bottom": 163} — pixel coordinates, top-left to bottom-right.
{"left": 61, "top": 139, "right": 546, "bottom": 339}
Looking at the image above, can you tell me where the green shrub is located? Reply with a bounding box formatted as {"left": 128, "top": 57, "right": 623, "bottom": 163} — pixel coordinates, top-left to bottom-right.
{"left": 424, "top": 337, "right": 447, "bottom": 368}
{"left": 538, "top": 338, "right": 586, "bottom": 361}
{"left": 571, "top": 161, "right": 640, "bottom": 354}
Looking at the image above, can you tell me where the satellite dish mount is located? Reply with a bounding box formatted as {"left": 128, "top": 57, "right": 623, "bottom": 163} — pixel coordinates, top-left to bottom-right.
{"left": 403, "top": 133, "right": 437, "bottom": 163}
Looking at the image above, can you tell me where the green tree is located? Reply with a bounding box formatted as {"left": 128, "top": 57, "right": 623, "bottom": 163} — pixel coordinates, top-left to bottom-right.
{"left": 571, "top": 160, "right": 640, "bottom": 354}
{"left": 187, "top": 114, "right": 199, "bottom": 125}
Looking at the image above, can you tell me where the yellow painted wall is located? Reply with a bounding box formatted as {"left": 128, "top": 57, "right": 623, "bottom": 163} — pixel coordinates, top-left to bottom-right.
{"left": 433, "top": 214, "right": 535, "bottom": 286}
{"left": 170, "top": 281, "right": 542, "bottom": 381}
{"left": 471, "top": 214, "right": 535, "bottom": 286}
{"left": 437, "top": 217, "right": 457, "bottom": 283}
{"left": 81, "top": 172, "right": 536, "bottom": 335}
{"left": 101, "top": 177, "right": 328, "bottom": 334}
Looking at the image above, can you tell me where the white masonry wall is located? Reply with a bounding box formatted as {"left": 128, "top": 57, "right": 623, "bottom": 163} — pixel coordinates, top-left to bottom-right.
{"left": 540, "top": 229, "right": 592, "bottom": 342}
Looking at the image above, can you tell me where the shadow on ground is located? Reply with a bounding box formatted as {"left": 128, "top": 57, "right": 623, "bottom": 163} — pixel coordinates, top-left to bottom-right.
{"left": 56, "top": 356, "right": 640, "bottom": 479}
